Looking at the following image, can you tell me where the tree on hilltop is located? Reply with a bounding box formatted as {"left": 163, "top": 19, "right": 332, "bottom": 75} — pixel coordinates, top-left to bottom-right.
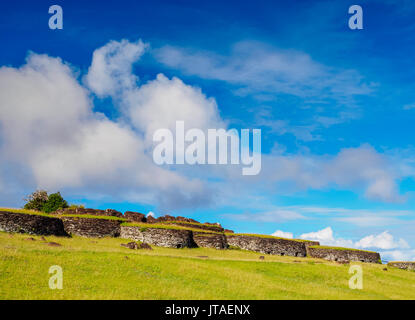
{"left": 23, "top": 190, "right": 49, "bottom": 211}
{"left": 23, "top": 190, "right": 69, "bottom": 213}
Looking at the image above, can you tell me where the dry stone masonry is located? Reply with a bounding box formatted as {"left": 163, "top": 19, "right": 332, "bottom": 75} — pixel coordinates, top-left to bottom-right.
{"left": 0, "top": 209, "right": 384, "bottom": 264}
{"left": 124, "top": 211, "right": 146, "bottom": 222}
{"left": 61, "top": 216, "right": 123, "bottom": 238}
{"left": 226, "top": 234, "right": 319, "bottom": 257}
{"left": 0, "top": 211, "right": 67, "bottom": 236}
{"left": 193, "top": 231, "right": 228, "bottom": 249}
{"left": 53, "top": 207, "right": 123, "bottom": 218}
{"left": 387, "top": 261, "right": 415, "bottom": 271}
{"left": 120, "top": 225, "right": 196, "bottom": 248}
{"left": 306, "top": 246, "right": 381, "bottom": 263}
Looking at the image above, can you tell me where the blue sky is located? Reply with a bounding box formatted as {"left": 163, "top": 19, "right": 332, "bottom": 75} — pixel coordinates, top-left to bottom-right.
{"left": 1, "top": 0, "right": 415, "bottom": 261}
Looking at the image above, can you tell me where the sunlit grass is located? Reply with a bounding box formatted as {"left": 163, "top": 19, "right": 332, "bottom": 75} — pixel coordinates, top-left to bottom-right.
{"left": 0, "top": 208, "right": 52, "bottom": 217}
{"left": 1, "top": 231, "right": 415, "bottom": 300}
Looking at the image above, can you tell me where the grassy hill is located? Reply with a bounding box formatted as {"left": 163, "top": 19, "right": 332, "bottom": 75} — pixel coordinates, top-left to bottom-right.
{"left": 1, "top": 231, "right": 415, "bottom": 299}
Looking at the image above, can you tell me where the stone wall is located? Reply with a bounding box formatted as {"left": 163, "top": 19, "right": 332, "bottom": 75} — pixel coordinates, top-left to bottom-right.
{"left": 387, "top": 261, "right": 415, "bottom": 271}
{"left": 153, "top": 215, "right": 199, "bottom": 224}
{"left": 0, "top": 211, "right": 67, "bottom": 236}
{"left": 61, "top": 216, "right": 122, "bottom": 238}
{"left": 307, "top": 246, "right": 381, "bottom": 263}
{"left": 124, "top": 211, "right": 146, "bottom": 222}
{"left": 226, "top": 234, "right": 318, "bottom": 257}
{"left": 167, "top": 222, "right": 224, "bottom": 233}
{"left": 193, "top": 232, "right": 228, "bottom": 249}
{"left": 120, "top": 226, "right": 196, "bottom": 248}
{"left": 53, "top": 208, "right": 123, "bottom": 218}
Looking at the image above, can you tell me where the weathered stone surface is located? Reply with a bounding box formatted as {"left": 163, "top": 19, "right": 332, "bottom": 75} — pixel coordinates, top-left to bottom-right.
{"left": 154, "top": 215, "right": 199, "bottom": 224}
{"left": 124, "top": 211, "right": 146, "bottom": 222}
{"left": 120, "top": 226, "right": 196, "bottom": 248}
{"left": 226, "top": 234, "right": 318, "bottom": 257}
{"left": 139, "top": 242, "right": 153, "bottom": 250}
{"left": 53, "top": 208, "right": 123, "bottom": 218}
{"left": 387, "top": 261, "right": 415, "bottom": 271}
{"left": 307, "top": 246, "right": 381, "bottom": 263}
{"left": 193, "top": 232, "right": 228, "bottom": 249}
{"left": 61, "top": 216, "right": 122, "bottom": 238}
{"left": 121, "top": 242, "right": 139, "bottom": 249}
{"left": 168, "top": 222, "right": 224, "bottom": 233}
{"left": 0, "top": 211, "right": 68, "bottom": 236}
{"left": 146, "top": 216, "right": 157, "bottom": 223}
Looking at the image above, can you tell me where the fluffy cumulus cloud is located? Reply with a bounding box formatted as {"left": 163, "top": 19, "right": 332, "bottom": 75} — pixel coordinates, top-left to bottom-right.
{"left": 296, "top": 227, "right": 414, "bottom": 261}
{"left": 84, "top": 39, "right": 148, "bottom": 97}
{"left": 380, "top": 249, "right": 415, "bottom": 262}
{"left": 299, "top": 227, "right": 353, "bottom": 247}
{"left": 0, "top": 45, "right": 215, "bottom": 210}
{"left": 271, "top": 230, "right": 293, "bottom": 239}
{"left": 124, "top": 74, "right": 225, "bottom": 144}
{"left": 355, "top": 231, "right": 409, "bottom": 250}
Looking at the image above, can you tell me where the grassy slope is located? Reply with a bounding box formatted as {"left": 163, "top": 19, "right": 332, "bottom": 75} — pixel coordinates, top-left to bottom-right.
{"left": 1, "top": 232, "right": 415, "bottom": 300}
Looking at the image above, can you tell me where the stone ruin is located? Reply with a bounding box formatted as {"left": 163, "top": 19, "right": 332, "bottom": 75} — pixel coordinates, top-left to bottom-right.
{"left": 387, "top": 261, "right": 415, "bottom": 271}
{"left": 0, "top": 211, "right": 67, "bottom": 236}
{"left": 306, "top": 246, "right": 381, "bottom": 264}
{"left": 0, "top": 208, "right": 382, "bottom": 264}
{"left": 227, "top": 234, "right": 319, "bottom": 257}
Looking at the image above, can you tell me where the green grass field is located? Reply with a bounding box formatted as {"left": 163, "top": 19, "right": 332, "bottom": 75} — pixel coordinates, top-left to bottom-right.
{"left": 1, "top": 231, "right": 415, "bottom": 300}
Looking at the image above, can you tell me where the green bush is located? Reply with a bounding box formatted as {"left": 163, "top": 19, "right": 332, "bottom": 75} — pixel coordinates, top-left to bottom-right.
{"left": 41, "top": 192, "right": 69, "bottom": 213}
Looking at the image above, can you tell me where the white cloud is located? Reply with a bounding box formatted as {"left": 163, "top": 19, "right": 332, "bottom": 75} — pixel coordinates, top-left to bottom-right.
{"left": 260, "top": 144, "right": 403, "bottom": 203}
{"left": 271, "top": 230, "right": 293, "bottom": 239}
{"left": 147, "top": 211, "right": 155, "bottom": 218}
{"left": 298, "top": 227, "right": 412, "bottom": 259}
{"left": 84, "top": 39, "right": 148, "bottom": 97}
{"left": 355, "top": 231, "right": 410, "bottom": 250}
{"left": 224, "top": 209, "right": 304, "bottom": 223}
{"left": 0, "top": 38, "right": 411, "bottom": 213}
{"left": 299, "top": 227, "right": 354, "bottom": 247}
{"left": 155, "top": 41, "right": 373, "bottom": 103}
{"left": 380, "top": 249, "right": 415, "bottom": 262}
{"left": 0, "top": 48, "right": 213, "bottom": 210}
{"left": 124, "top": 73, "right": 225, "bottom": 144}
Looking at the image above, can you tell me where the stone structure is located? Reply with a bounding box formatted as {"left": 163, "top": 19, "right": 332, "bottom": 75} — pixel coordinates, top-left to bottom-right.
{"left": 0, "top": 211, "right": 67, "bottom": 236}
{"left": 124, "top": 211, "right": 146, "bottom": 222}
{"left": 306, "top": 246, "right": 381, "bottom": 263}
{"left": 0, "top": 211, "right": 384, "bottom": 264}
{"left": 167, "top": 222, "right": 224, "bottom": 233}
{"left": 53, "top": 207, "right": 123, "bottom": 218}
{"left": 120, "top": 226, "right": 196, "bottom": 248}
{"left": 226, "top": 234, "right": 319, "bottom": 257}
{"left": 193, "top": 231, "right": 228, "bottom": 249}
{"left": 121, "top": 242, "right": 140, "bottom": 249}
{"left": 387, "top": 261, "right": 415, "bottom": 271}
{"left": 154, "top": 215, "right": 199, "bottom": 224}
{"left": 61, "top": 216, "right": 122, "bottom": 238}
